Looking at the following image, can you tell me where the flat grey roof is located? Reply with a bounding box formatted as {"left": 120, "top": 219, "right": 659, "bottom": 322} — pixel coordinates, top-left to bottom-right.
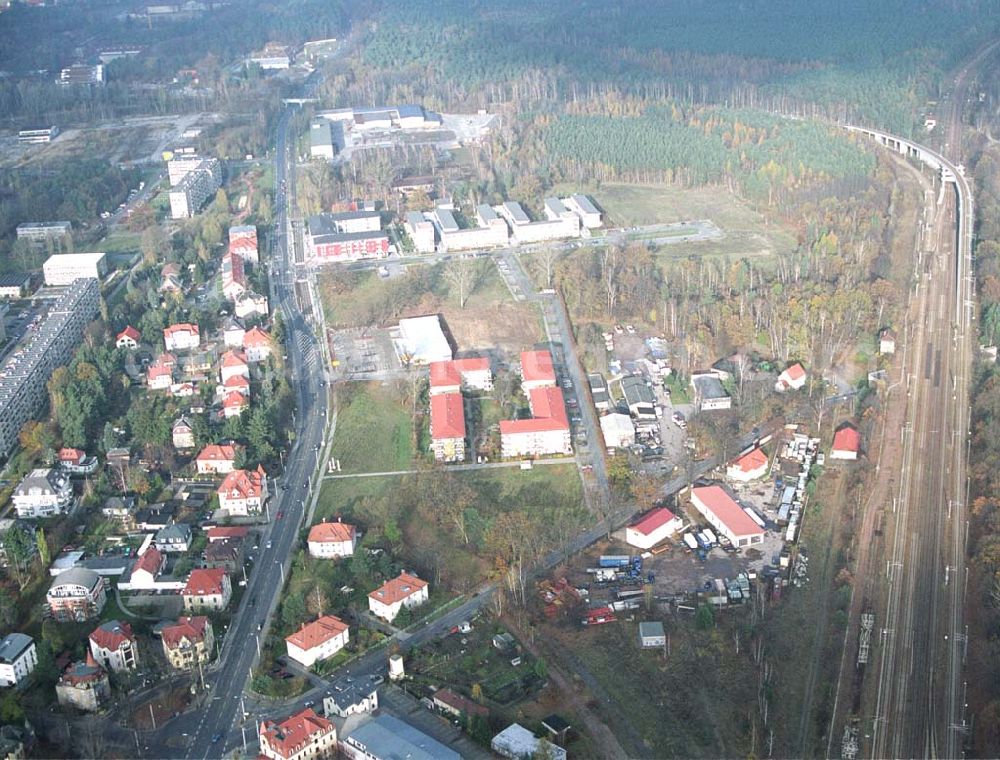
{"left": 405, "top": 211, "right": 427, "bottom": 227}
{"left": 693, "top": 374, "right": 728, "bottom": 399}
{"left": 476, "top": 204, "right": 498, "bottom": 223}
{"left": 571, "top": 193, "right": 599, "bottom": 214}
{"left": 639, "top": 621, "right": 665, "bottom": 638}
{"left": 0, "top": 633, "right": 33, "bottom": 664}
{"left": 345, "top": 714, "right": 460, "bottom": 760}
{"left": 622, "top": 375, "right": 655, "bottom": 405}
{"left": 434, "top": 208, "right": 459, "bottom": 233}
{"left": 503, "top": 201, "right": 530, "bottom": 224}
{"left": 310, "top": 121, "right": 333, "bottom": 148}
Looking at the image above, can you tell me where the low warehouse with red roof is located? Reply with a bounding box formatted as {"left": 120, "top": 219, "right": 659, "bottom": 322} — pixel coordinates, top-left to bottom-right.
{"left": 625, "top": 507, "right": 683, "bottom": 550}
{"left": 690, "top": 485, "right": 764, "bottom": 548}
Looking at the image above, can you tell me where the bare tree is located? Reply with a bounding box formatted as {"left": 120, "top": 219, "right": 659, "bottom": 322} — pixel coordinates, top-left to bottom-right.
{"left": 534, "top": 247, "right": 561, "bottom": 289}
{"left": 443, "top": 258, "right": 484, "bottom": 308}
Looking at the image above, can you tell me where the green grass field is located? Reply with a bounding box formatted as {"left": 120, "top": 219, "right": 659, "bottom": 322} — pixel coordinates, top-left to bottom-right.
{"left": 330, "top": 382, "right": 415, "bottom": 473}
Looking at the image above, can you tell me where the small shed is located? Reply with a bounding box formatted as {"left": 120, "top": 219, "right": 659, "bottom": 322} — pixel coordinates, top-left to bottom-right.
{"left": 639, "top": 621, "right": 666, "bottom": 649}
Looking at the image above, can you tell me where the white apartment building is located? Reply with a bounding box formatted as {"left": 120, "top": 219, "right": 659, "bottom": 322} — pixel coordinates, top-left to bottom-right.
{"left": 368, "top": 572, "right": 429, "bottom": 623}
{"left": 0, "top": 633, "right": 37, "bottom": 687}
{"left": 0, "top": 279, "right": 99, "bottom": 458}
{"left": 433, "top": 205, "right": 509, "bottom": 251}
{"left": 500, "top": 200, "right": 580, "bottom": 244}
{"left": 16, "top": 221, "right": 72, "bottom": 242}
{"left": 12, "top": 468, "right": 73, "bottom": 518}
{"left": 167, "top": 156, "right": 207, "bottom": 186}
{"left": 43, "top": 252, "right": 107, "bottom": 286}
{"left": 169, "top": 159, "right": 221, "bottom": 219}
{"left": 285, "top": 615, "right": 350, "bottom": 668}
{"left": 404, "top": 212, "right": 435, "bottom": 253}
{"left": 562, "top": 194, "right": 603, "bottom": 228}
{"left": 88, "top": 620, "right": 138, "bottom": 673}
{"left": 307, "top": 521, "right": 357, "bottom": 559}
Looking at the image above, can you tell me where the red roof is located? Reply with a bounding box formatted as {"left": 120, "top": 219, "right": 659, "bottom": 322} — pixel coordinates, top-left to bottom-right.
{"left": 221, "top": 349, "right": 248, "bottom": 368}
{"left": 161, "top": 616, "right": 210, "bottom": 649}
{"left": 733, "top": 447, "right": 768, "bottom": 473}
{"left": 242, "top": 327, "right": 271, "bottom": 348}
{"left": 89, "top": 620, "right": 134, "bottom": 651}
{"left": 223, "top": 390, "right": 248, "bottom": 409}
{"left": 832, "top": 425, "right": 861, "bottom": 453}
{"left": 285, "top": 615, "right": 348, "bottom": 651}
{"left": 164, "top": 323, "right": 199, "bottom": 338}
{"left": 155, "top": 352, "right": 176, "bottom": 367}
{"left": 182, "top": 568, "right": 228, "bottom": 597}
{"left": 197, "top": 444, "right": 239, "bottom": 464}
{"left": 207, "top": 526, "right": 250, "bottom": 542}
{"left": 429, "top": 360, "right": 462, "bottom": 389}
{"left": 133, "top": 546, "right": 164, "bottom": 577}
{"left": 308, "top": 521, "right": 356, "bottom": 544}
{"left": 223, "top": 374, "right": 250, "bottom": 390}
{"left": 434, "top": 688, "right": 490, "bottom": 717}
{"left": 116, "top": 326, "right": 140, "bottom": 342}
{"left": 218, "top": 467, "right": 266, "bottom": 501}
{"left": 499, "top": 386, "right": 569, "bottom": 435}
{"left": 430, "top": 393, "right": 465, "bottom": 439}
{"left": 369, "top": 572, "right": 427, "bottom": 606}
{"left": 691, "top": 485, "right": 763, "bottom": 538}
{"left": 148, "top": 364, "right": 172, "bottom": 380}
{"left": 784, "top": 363, "right": 806, "bottom": 381}
{"left": 629, "top": 507, "right": 679, "bottom": 536}
{"left": 58, "top": 447, "right": 85, "bottom": 464}
{"left": 521, "top": 350, "right": 556, "bottom": 384}
{"left": 259, "top": 709, "right": 334, "bottom": 760}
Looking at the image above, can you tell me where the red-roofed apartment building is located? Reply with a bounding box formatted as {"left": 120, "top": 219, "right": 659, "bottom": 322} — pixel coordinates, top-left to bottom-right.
{"left": 368, "top": 572, "right": 429, "bottom": 623}
{"left": 88, "top": 620, "right": 138, "bottom": 673}
{"left": 163, "top": 323, "right": 200, "bottom": 351}
{"left": 259, "top": 708, "right": 337, "bottom": 760}
{"left": 428, "top": 357, "right": 493, "bottom": 396}
{"left": 195, "top": 443, "right": 242, "bottom": 475}
{"left": 690, "top": 485, "right": 765, "bottom": 548}
{"left": 307, "top": 521, "right": 357, "bottom": 559}
{"left": 625, "top": 507, "right": 683, "bottom": 550}
{"left": 217, "top": 466, "right": 267, "bottom": 516}
{"left": 219, "top": 350, "right": 250, "bottom": 384}
{"left": 830, "top": 424, "right": 861, "bottom": 461}
{"left": 285, "top": 615, "right": 350, "bottom": 668}
{"left": 520, "top": 349, "right": 556, "bottom": 391}
{"left": 161, "top": 616, "right": 214, "bottom": 671}
{"left": 182, "top": 568, "right": 232, "bottom": 612}
{"left": 430, "top": 393, "right": 466, "bottom": 462}
{"left": 500, "top": 382, "right": 571, "bottom": 458}
{"left": 115, "top": 325, "right": 140, "bottom": 349}
{"left": 726, "top": 447, "right": 769, "bottom": 482}
{"left": 775, "top": 362, "right": 807, "bottom": 392}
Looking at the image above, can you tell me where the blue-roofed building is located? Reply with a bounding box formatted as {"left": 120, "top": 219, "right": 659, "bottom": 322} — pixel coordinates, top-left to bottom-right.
{"left": 340, "top": 714, "right": 461, "bottom": 760}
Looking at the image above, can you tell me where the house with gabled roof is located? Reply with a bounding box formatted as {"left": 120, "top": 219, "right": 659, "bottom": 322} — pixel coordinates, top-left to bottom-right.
{"left": 285, "top": 615, "right": 349, "bottom": 668}
{"left": 217, "top": 466, "right": 267, "bottom": 516}
{"left": 368, "top": 572, "right": 429, "bottom": 623}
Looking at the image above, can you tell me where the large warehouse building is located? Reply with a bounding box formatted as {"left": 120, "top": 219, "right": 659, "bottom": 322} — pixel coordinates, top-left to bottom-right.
{"left": 43, "top": 252, "right": 107, "bottom": 286}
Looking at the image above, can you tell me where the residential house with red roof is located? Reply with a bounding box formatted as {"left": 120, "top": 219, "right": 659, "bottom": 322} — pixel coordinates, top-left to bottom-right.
{"left": 285, "top": 615, "right": 350, "bottom": 668}
{"left": 223, "top": 390, "right": 249, "bottom": 418}
{"left": 170, "top": 381, "right": 196, "bottom": 398}
{"left": 307, "top": 521, "right": 357, "bottom": 559}
{"left": 242, "top": 327, "right": 272, "bottom": 362}
{"left": 228, "top": 224, "right": 259, "bottom": 263}
{"left": 775, "top": 362, "right": 807, "bottom": 392}
{"left": 222, "top": 374, "right": 250, "bottom": 395}
{"left": 163, "top": 323, "right": 200, "bottom": 352}
{"left": 625, "top": 507, "right": 683, "bottom": 550}
{"left": 219, "top": 350, "right": 250, "bottom": 384}
{"left": 690, "top": 485, "right": 765, "bottom": 548}
{"left": 259, "top": 708, "right": 337, "bottom": 760}
{"left": 830, "top": 423, "right": 861, "bottom": 461}
{"left": 195, "top": 443, "right": 242, "bottom": 475}
{"left": 115, "top": 325, "right": 140, "bottom": 349}
{"left": 88, "top": 620, "right": 137, "bottom": 673}
{"left": 55, "top": 654, "right": 110, "bottom": 712}
{"left": 430, "top": 393, "right": 466, "bottom": 462}
{"left": 182, "top": 568, "right": 232, "bottom": 612}
{"left": 161, "top": 616, "right": 214, "bottom": 671}
{"left": 217, "top": 466, "right": 267, "bottom": 516}
{"left": 368, "top": 572, "right": 429, "bottom": 623}
{"left": 127, "top": 546, "right": 165, "bottom": 589}
{"left": 221, "top": 250, "right": 247, "bottom": 301}
{"left": 58, "top": 447, "right": 97, "bottom": 475}
{"left": 726, "top": 447, "right": 769, "bottom": 482}
{"left": 147, "top": 362, "right": 173, "bottom": 390}
{"left": 433, "top": 688, "right": 489, "bottom": 719}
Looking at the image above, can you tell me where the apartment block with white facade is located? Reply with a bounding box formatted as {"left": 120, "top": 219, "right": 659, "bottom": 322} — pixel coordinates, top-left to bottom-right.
{"left": 0, "top": 633, "right": 37, "bottom": 687}
{"left": 285, "top": 615, "right": 349, "bottom": 668}
{"left": 169, "top": 159, "right": 221, "bottom": 219}
{"left": 12, "top": 468, "right": 73, "bottom": 518}
{"left": 0, "top": 279, "right": 99, "bottom": 458}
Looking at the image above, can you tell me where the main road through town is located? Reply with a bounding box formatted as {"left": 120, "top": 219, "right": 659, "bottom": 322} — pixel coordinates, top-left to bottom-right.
{"left": 146, "top": 85, "right": 331, "bottom": 760}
